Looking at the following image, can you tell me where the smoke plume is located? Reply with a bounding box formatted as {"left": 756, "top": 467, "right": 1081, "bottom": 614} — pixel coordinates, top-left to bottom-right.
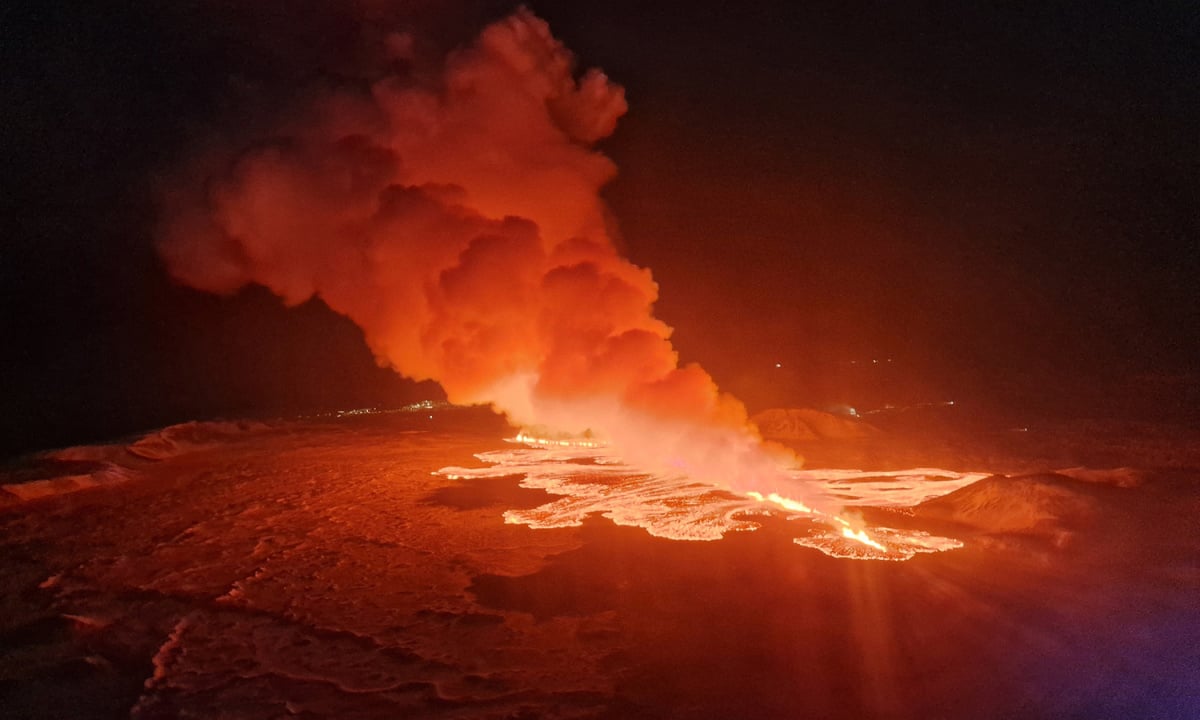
{"left": 158, "top": 9, "right": 807, "bottom": 499}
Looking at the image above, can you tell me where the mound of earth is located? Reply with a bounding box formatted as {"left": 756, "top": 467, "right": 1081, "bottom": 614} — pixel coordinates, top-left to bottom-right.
{"left": 1056, "top": 466, "right": 1147, "bottom": 488}
{"left": 0, "top": 460, "right": 135, "bottom": 508}
{"left": 0, "top": 421, "right": 273, "bottom": 508}
{"left": 914, "top": 473, "right": 1101, "bottom": 534}
{"left": 125, "top": 420, "right": 271, "bottom": 460}
{"left": 751, "top": 408, "right": 879, "bottom": 442}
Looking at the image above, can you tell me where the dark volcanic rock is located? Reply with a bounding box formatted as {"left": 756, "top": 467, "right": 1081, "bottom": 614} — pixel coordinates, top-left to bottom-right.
{"left": 914, "top": 473, "right": 1101, "bottom": 534}
{"left": 751, "top": 408, "right": 879, "bottom": 442}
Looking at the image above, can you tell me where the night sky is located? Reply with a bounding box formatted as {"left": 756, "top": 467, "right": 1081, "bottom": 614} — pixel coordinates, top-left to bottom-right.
{"left": 3, "top": 1, "right": 1198, "bottom": 458}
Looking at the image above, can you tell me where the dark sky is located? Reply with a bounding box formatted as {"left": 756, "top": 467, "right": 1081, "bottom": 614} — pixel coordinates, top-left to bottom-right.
{"left": 2, "top": 1, "right": 1198, "bottom": 457}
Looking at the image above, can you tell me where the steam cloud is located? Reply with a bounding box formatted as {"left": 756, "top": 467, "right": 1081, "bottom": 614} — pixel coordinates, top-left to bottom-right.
{"left": 158, "top": 9, "right": 808, "bottom": 500}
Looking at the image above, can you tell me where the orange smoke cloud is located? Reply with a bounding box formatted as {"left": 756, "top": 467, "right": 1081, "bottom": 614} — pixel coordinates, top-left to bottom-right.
{"left": 157, "top": 9, "right": 811, "bottom": 499}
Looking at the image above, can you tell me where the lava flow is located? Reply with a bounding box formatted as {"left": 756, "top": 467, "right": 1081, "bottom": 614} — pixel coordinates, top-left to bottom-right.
{"left": 438, "top": 431, "right": 985, "bottom": 561}
{"left": 513, "top": 430, "right": 897, "bottom": 555}
{"left": 745, "top": 490, "right": 888, "bottom": 552}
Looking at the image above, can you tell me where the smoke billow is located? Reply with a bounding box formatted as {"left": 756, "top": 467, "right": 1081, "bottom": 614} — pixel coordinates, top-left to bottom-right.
{"left": 158, "top": 9, "right": 806, "bottom": 498}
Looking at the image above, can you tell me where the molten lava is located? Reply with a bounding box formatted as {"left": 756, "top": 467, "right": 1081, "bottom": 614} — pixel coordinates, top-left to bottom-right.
{"left": 839, "top": 524, "right": 888, "bottom": 552}
{"left": 439, "top": 432, "right": 984, "bottom": 561}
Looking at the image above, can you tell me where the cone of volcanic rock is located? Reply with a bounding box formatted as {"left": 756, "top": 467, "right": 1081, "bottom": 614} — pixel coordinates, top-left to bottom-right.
{"left": 914, "top": 473, "right": 1101, "bottom": 535}
{"left": 751, "top": 408, "right": 879, "bottom": 442}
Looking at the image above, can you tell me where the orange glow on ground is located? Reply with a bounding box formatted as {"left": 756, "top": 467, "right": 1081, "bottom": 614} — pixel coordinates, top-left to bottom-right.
{"left": 438, "top": 432, "right": 985, "bottom": 560}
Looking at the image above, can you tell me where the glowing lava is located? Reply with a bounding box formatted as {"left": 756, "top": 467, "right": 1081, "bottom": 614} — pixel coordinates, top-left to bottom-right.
{"left": 517, "top": 433, "right": 887, "bottom": 553}
{"left": 743, "top": 490, "right": 895, "bottom": 554}
{"left": 514, "top": 430, "right": 605, "bottom": 449}
{"left": 438, "top": 433, "right": 987, "bottom": 561}
{"left": 839, "top": 524, "right": 888, "bottom": 552}
{"left": 745, "top": 489, "right": 889, "bottom": 553}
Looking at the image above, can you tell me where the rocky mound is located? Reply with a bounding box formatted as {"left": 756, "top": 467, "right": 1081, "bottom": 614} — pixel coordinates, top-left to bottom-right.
{"left": 1, "top": 420, "right": 273, "bottom": 508}
{"left": 914, "top": 473, "right": 1100, "bottom": 534}
{"left": 126, "top": 420, "right": 271, "bottom": 461}
{"left": 751, "top": 408, "right": 879, "bottom": 442}
{"left": 1055, "top": 466, "right": 1146, "bottom": 488}
{"left": 1, "top": 461, "right": 135, "bottom": 508}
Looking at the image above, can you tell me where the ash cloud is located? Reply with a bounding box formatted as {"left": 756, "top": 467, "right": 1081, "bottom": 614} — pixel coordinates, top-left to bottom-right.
{"left": 157, "top": 8, "right": 804, "bottom": 498}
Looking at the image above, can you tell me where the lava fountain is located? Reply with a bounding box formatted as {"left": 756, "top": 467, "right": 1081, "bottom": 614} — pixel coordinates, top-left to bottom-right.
{"left": 156, "top": 9, "right": 974, "bottom": 557}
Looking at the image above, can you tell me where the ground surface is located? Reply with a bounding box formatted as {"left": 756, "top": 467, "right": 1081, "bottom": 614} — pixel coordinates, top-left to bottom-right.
{"left": 1, "top": 407, "right": 1197, "bottom": 719}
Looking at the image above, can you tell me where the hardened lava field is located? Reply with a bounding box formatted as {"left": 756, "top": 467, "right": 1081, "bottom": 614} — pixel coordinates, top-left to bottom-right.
{"left": 1, "top": 408, "right": 1196, "bottom": 719}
